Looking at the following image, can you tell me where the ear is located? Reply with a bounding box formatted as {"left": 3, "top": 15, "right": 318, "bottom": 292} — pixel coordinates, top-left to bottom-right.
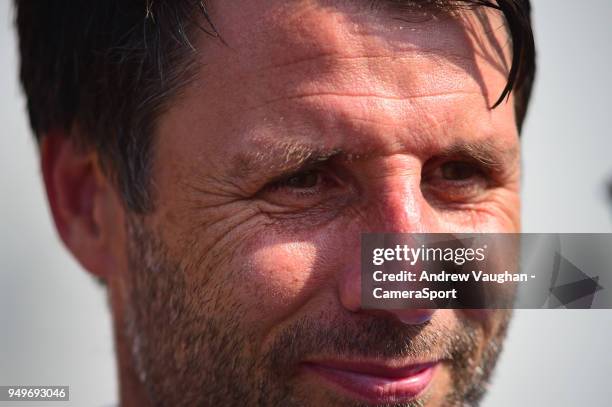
{"left": 40, "top": 130, "right": 126, "bottom": 280}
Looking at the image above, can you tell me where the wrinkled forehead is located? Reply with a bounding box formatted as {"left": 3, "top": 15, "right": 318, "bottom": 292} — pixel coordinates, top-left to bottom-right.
{"left": 189, "top": 0, "right": 514, "bottom": 134}
{"left": 158, "top": 0, "right": 518, "bottom": 171}
{"left": 207, "top": 0, "right": 511, "bottom": 79}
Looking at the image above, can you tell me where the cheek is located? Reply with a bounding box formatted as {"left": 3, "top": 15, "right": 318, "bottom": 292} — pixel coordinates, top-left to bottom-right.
{"left": 475, "top": 192, "right": 521, "bottom": 232}
{"left": 437, "top": 191, "right": 521, "bottom": 233}
{"left": 229, "top": 220, "right": 359, "bottom": 329}
{"left": 236, "top": 239, "right": 324, "bottom": 323}
{"left": 460, "top": 309, "right": 511, "bottom": 341}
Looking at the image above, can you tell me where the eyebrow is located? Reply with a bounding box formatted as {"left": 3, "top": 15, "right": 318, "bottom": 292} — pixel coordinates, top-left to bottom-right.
{"left": 440, "top": 140, "right": 519, "bottom": 171}
{"left": 230, "top": 137, "right": 518, "bottom": 181}
{"left": 231, "top": 142, "right": 345, "bottom": 180}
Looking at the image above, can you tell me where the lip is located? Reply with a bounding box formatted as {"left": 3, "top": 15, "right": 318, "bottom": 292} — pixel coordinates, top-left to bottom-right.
{"left": 301, "top": 359, "right": 439, "bottom": 404}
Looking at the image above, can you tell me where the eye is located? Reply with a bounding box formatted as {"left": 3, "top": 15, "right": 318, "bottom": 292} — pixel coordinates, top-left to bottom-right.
{"left": 440, "top": 161, "right": 481, "bottom": 181}
{"left": 259, "top": 167, "right": 329, "bottom": 203}
{"left": 258, "top": 165, "right": 351, "bottom": 211}
{"left": 279, "top": 170, "right": 321, "bottom": 189}
{"left": 422, "top": 159, "right": 490, "bottom": 203}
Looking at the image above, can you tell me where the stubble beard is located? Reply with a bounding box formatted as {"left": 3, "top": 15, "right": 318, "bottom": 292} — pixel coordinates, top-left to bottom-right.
{"left": 121, "top": 216, "right": 511, "bottom": 407}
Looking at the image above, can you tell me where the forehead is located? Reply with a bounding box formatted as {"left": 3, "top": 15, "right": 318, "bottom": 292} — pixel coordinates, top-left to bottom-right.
{"left": 204, "top": 1, "right": 511, "bottom": 93}
{"left": 159, "top": 0, "right": 517, "bottom": 168}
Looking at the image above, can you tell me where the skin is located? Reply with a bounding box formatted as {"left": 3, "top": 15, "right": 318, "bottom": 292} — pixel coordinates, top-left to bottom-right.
{"left": 42, "top": 1, "right": 521, "bottom": 406}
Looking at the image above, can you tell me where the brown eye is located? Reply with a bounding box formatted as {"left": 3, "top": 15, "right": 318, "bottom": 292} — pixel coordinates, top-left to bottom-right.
{"left": 440, "top": 161, "right": 480, "bottom": 181}
{"left": 421, "top": 159, "right": 491, "bottom": 205}
{"left": 258, "top": 166, "right": 351, "bottom": 212}
{"left": 282, "top": 170, "right": 320, "bottom": 189}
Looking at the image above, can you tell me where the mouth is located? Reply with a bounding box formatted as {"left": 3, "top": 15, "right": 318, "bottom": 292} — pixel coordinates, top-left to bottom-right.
{"left": 301, "top": 359, "right": 439, "bottom": 404}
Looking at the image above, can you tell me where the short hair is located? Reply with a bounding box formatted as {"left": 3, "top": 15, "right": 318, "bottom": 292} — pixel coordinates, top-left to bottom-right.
{"left": 14, "top": 0, "right": 535, "bottom": 213}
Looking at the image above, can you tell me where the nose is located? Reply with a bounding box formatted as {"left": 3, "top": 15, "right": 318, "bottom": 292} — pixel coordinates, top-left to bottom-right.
{"left": 338, "top": 262, "right": 437, "bottom": 324}
{"left": 336, "top": 166, "right": 440, "bottom": 326}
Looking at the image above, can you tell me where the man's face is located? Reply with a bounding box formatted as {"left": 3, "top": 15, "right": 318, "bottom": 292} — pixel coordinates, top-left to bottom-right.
{"left": 115, "top": 1, "right": 520, "bottom": 406}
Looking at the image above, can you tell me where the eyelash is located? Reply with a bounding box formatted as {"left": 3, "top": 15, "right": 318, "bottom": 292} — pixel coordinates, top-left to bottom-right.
{"left": 264, "top": 167, "right": 331, "bottom": 195}
{"left": 421, "top": 159, "right": 492, "bottom": 200}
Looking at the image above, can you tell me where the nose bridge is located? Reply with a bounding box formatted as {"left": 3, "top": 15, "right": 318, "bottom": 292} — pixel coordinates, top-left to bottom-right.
{"left": 364, "top": 156, "right": 432, "bottom": 233}
{"left": 375, "top": 183, "right": 424, "bottom": 233}
{"left": 336, "top": 156, "right": 438, "bottom": 325}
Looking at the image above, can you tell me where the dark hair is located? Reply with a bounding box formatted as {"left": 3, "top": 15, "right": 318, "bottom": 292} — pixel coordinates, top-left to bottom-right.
{"left": 14, "top": 0, "right": 535, "bottom": 213}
